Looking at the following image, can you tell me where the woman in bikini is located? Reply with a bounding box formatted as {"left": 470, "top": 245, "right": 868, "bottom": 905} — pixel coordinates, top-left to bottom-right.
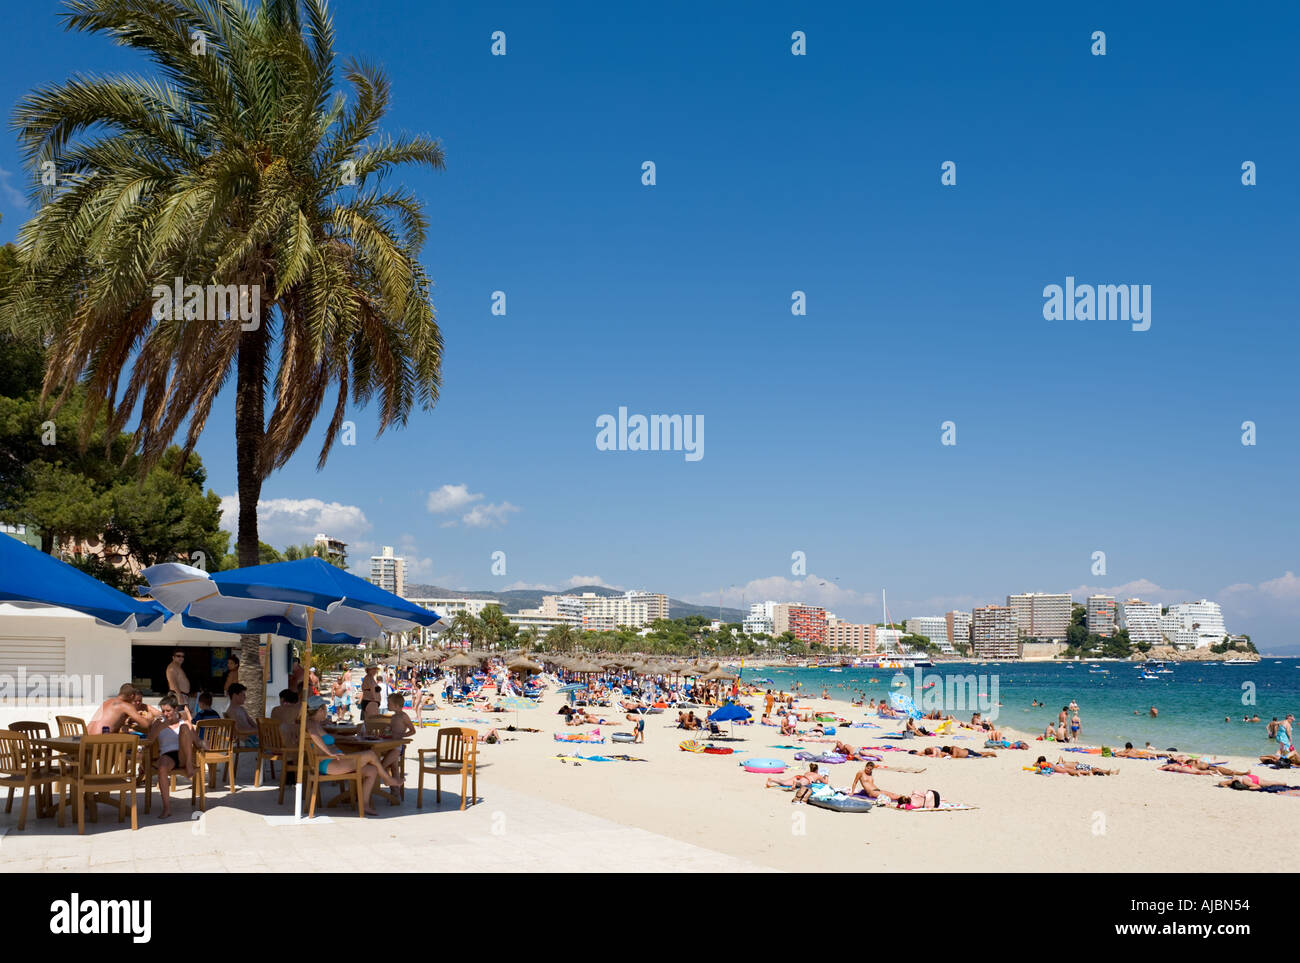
{"left": 304, "top": 695, "right": 402, "bottom": 815}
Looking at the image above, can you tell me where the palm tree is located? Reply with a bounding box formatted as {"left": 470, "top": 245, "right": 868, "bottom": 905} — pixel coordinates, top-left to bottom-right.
{"left": 448, "top": 611, "right": 478, "bottom": 647}
{"left": 6, "top": 0, "right": 444, "bottom": 714}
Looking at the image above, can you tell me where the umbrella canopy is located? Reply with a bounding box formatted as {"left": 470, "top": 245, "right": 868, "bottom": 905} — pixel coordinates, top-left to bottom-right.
{"left": 0, "top": 535, "right": 168, "bottom": 630}
{"left": 441, "top": 652, "right": 479, "bottom": 669}
{"left": 143, "top": 558, "right": 439, "bottom": 639}
{"left": 701, "top": 667, "right": 739, "bottom": 681}
{"left": 508, "top": 656, "right": 543, "bottom": 673}
{"left": 709, "top": 703, "right": 752, "bottom": 723}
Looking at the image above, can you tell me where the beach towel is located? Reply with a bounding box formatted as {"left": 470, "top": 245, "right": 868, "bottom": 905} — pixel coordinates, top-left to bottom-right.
{"left": 884, "top": 801, "right": 978, "bottom": 812}
{"left": 555, "top": 732, "right": 605, "bottom": 743}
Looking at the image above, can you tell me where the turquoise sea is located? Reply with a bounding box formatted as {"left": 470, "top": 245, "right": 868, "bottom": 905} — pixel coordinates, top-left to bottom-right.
{"left": 742, "top": 659, "right": 1300, "bottom": 757}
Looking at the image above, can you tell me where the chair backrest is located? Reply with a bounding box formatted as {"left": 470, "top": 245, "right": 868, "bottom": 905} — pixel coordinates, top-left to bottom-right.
{"left": 9, "top": 720, "right": 51, "bottom": 741}
{"left": 437, "top": 727, "right": 476, "bottom": 768}
{"left": 257, "top": 717, "right": 288, "bottom": 751}
{"left": 363, "top": 715, "right": 394, "bottom": 735}
{"left": 56, "top": 715, "right": 87, "bottom": 737}
{"left": 0, "top": 730, "right": 35, "bottom": 774}
{"left": 77, "top": 734, "right": 137, "bottom": 778}
{"left": 196, "top": 718, "right": 235, "bottom": 753}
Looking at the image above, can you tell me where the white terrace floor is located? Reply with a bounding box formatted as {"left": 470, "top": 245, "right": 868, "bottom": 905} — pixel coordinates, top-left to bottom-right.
{"left": 0, "top": 775, "right": 766, "bottom": 873}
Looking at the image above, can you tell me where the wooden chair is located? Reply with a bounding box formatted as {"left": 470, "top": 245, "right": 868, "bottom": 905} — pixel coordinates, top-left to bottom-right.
{"left": 229, "top": 725, "right": 261, "bottom": 786}
{"left": 418, "top": 727, "right": 478, "bottom": 810}
{"left": 0, "top": 730, "right": 62, "bottom": 829}
{"left": 362, "top": 714, "right": 394, "bottom": 734}
{"left": 140, "top": 739, "right": 197, "bottom": 815}
{"left": 255, "top": 718, "right": 295, "bottom": 792}
{"left": 8, "top": 721, "right": 52, "bottom": 766}
{"left": 63, "top": 734, "right": 138, "bottom": 834}
{"left": 193, "top": 719, "right": 235, "bottom": 811}
{"left": 304, "top": 743, "right": 364, "bottom": 818}
{"left": 56, "top": 715, "right": 87, "bottom": 737}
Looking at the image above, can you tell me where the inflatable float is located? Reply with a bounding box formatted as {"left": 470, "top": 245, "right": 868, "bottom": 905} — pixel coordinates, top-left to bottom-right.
{"left": 554, "top": 732, "right": 605, "bottom": 743}
{"left": 611, "top": 732, "right": 636, "bottom": 743}
{"left": 808, "top": 792, "right": 874, "bottom": 813}
{"left": 739, "top": 757, "right": 787, "bottom": 773}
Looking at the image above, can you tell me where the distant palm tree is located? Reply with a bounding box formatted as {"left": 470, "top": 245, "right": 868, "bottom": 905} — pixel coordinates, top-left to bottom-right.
{"left": 7, "top": 0, "right": 444, "bottom": 713}
{"left": 448, "top": 611, "right": 478, "bottom": 646}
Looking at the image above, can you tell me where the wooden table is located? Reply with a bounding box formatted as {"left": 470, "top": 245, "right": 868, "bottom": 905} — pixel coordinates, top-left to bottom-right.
{"left": 33, "top": 734, "right": 149, "bottom": 824}
{"left": 326, "top": 735, "right": 410, "bottom": 807}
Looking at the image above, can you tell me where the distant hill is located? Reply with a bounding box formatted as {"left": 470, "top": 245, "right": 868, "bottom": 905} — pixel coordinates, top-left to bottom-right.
{"left": 404, "top": 583, "right": 745, "bottom": 622}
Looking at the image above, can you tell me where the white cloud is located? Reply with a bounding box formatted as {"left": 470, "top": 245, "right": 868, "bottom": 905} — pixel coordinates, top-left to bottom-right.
{"left": 218, "top": 495, "right": 371, "bottom": 547}
{"left": 686, "top": 574, "right": 872, "bottom": 614}
{"left": 566, "top": 575, "right": 621, "bottom": 589}
{"left": 461, "top": 502, "right": 520, "bottom": 528}
{"left": 504, "top": 580, "right": 559, "bottom": 591}
{"left": 426, "top": 484, "right": 482, "bottom": 514}
{"left": 1065, "top": 578, "right": 1189, "bottom": 604}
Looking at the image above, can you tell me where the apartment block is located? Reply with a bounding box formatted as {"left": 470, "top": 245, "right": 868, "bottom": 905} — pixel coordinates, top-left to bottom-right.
{"left": 369, "top": 546, "right": 406, "bottom": 599}
{"left": 787, "top": 604, "right": 827, "bottom": 645}
{"left": 972, "top": 605, "right": 1019, "bottom": 659}
{"left": 945, "top": 610, "right": 972, "bottom": 651}
{"left": 1086, "top": 595, "right": 1116, "bottom": 638}
{"left": 1006, "top": 592, "right": 1072, "bottom": 641}
{"left": 1118, "top": 599, "right": 1164, "bottom": 646}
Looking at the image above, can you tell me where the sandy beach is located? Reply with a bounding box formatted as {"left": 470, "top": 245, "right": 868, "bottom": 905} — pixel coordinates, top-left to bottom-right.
{"left": 440, "top": 683, "right": 1290, "bottom": 872}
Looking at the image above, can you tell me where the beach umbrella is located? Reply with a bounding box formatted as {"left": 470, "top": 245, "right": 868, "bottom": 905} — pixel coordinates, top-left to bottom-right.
{"left": 142, "top": 558, "right": 439, "bottom": 819}
{"left": 0, "top": 534, "right": 168, "bottom": 630}
{"left": 441, "top": 652, "right": 479, "bottom": 670}
{"left": 708, "top": 701, "right": 752, "bottom": 737}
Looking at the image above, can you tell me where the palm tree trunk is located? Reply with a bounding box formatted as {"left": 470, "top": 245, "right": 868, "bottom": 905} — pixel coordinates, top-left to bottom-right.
{"left": 235, "top": 324, "right": 268, "bottom": 717}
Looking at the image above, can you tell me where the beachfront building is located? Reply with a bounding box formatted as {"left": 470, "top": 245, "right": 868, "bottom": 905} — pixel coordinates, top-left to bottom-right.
{"left": 871, "top": 626, "right": 904, "bottom": 653}
{"left": 1086, "top": 595, "right": 1117, "bottom": 637}
{"left": 946, "top": 610, "right": 972, "bottom": 651}
{"left": 1118, "top": 598, "right": 1164, "bottom": 645}
{"left": 407, "top": 596, "right": 497, "bottom": 644}
{"left": 508, "top": 610, "right": 582, "bottom": 634}
{"left": 1006, "top": 592, "right": 1072, "bottom": 641}
{"left": 787, "top": 604, "right": 828, "bottom": 645}
{"left": 743, "top": 602, "right": 775, "bottom": 636}
{"left": 0, "top": 603, "right": 292, "bottom": 731}
{"left": 313, "top": 532, "right": 348, "bottom": 567}
{"left": 369, "top": 546, "right": 406, "bottom": 598}
{"left": 1161, "top": 599, "right": 1227, "bottom": 650}
{"left": 770, "top": 603, "right": 793, "bottom": 636}
{"left": 905, "top": 616, "right": 954, "bottom": 653}
{"left": 540, "top": 590, "right": 667, "bottom": 630}
{"left": 972, "top": 605, "right": 1019, "bottom": 659}
{"left": 825, "top": 621, "right": 874, "bottom": 653}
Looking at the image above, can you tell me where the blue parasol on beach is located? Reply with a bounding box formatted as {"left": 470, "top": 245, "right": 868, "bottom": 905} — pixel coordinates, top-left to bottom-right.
{"left": 708, "top": 701, "right": 752, "bottom": 737}
{"left": 0, "top": 534, "right": 168, "bottom": 630}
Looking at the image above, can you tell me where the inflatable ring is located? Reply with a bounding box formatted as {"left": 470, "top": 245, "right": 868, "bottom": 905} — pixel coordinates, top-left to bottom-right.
{"left": 808, "top": 793, "right": 874, "bottom": 813}
{"left": 679, "top": 739, "right": 705, "bottom": 752}
{"left": 740, "top": 757, "right": 787, "bottom": 772}
{"left": 611, "top": 732, "right": 635, "bottom": 743}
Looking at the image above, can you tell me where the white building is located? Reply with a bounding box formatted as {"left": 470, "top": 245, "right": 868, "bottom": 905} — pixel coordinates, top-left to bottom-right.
{"left": 1118, "top": 598, "right": 1164, "bottom": 645}
{"left": 1162, "top": 599, "right": 1227, "bottom": 650}
{"left": 972, "top": 605, "right": 1018, "bottom": 659}
{"left": 541, "top": 591, "right": 665, "bottom": 631}
{"left": 407, "top": 596, "right": 497, "bottom": 644}
{"left": 906, "top": 616, "right": 954, "bottom": 653}
{"left": 744, "top": 602, "right": 775, "bottom": 636}
{"left": 872, "top": 627, "right": 904, "bottom": 653}
{"left": 0, "top": 603, "right": 292, "bottom": 730}
{"left": 369, "top": 546, "right": 406, "bottom": 598}
{"left": 507, "top": 610, "right": 582, "bottom": 635}
{"left": 946, "top": 611, "right": 972, "bottom": 651}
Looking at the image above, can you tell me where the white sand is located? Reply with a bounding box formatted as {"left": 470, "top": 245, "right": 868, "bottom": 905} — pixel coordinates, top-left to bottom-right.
{"left": 432, "top": 684, "right": 1290, "bottom": 872}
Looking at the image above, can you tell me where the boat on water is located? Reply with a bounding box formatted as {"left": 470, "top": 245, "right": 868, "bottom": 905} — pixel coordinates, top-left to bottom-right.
{"left": 1222, "top": 658, "right": 1254, "bottom": 665}
{"left": 1089, "top": 669, "right": 1109, "bottom": 674}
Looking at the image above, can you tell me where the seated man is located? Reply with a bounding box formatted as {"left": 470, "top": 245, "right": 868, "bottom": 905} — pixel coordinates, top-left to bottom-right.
{"left": 224, "top": 683, "right": 259, "bottom": 746}
{"left": 87, "top": 684, "right": 155, "bottom": 734}
{"left": 848, "top": 761, "right": 897, "bottom": 801}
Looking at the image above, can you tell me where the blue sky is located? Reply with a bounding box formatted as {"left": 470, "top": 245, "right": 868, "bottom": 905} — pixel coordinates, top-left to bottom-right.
{"left": 3, "top": 2, "right": 1299, "bottom": 650}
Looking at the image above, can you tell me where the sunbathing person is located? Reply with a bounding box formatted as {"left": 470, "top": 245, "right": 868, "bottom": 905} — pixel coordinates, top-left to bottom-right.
{"left": 1159, "top": 762, "right": 1222, "bottom": 775}
{"left": 1166, "top": 755, "right": 1248, "bottom": 776}
{"left": 1037, "top": 755, "right": 1115, "bottom": 776}
{"left": 848, "top": 762, "right": 900, "bottom": 801}
{"left": 1217, "top": 774, "right": 1295, "bottom": 791}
